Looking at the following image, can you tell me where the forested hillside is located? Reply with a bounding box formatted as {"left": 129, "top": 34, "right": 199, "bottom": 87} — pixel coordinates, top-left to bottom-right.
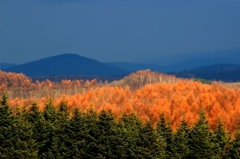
{"left": 1, "top": 70, "right": 240, "bottom": 158}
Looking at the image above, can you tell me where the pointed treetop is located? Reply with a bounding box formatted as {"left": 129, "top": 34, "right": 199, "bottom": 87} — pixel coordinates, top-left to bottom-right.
{"left": 1, "top": 93, "right": 8, "bottom": 106}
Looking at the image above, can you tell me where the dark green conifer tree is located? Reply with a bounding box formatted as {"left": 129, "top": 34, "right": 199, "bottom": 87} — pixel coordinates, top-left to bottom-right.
{"left": 213, "top": 118, "right": 231, "bottom": 158}
{"left": 50, "top": 101, "right": 70, "bottom": 158}
{"left": 11, "top": 106, "right": 38, "bottom": 158}
{"left": 117, "top": 113, "right": 143, "bottom": 158}
{"left": 64, "top": 107, "right": 88, "bottom": 158}
{"left": 139, "top": 120, "right": 166, "bottom": 159}
{"left": 84, "top": 108, "right": 99, "bottom": 158}
{"left": 189, "top": 110, "right": 215, "bottom": 159}
{"left": 156, "top": 113, "right": 174, "bottom": 158}
{"left": 96, "top": 109, "right": 118, "bottom": 158}
{"left": 230, "top": 127, "right": 240, "bottom": 159}
{"left": 0, "top": 93, "right": 38, "bottom": 158}
{"left": 172, "top": 119, "right": 191, "bottom": 158}
{"left": 113, "top": 116, "right": 128, "bottom": 158}
{"left": 24, "top": 102, "right": 48, "bottom": 158}
{"left": 0, "top": 93, "right": 14, "bottom": 158}
{"left": 41, "top": 98, "right": 59, "bottom": 158}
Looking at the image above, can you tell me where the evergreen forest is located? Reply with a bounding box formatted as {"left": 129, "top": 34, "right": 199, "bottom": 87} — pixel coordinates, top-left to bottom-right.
{"left": 1, "top": 93, "right": 240, "bottom": 158}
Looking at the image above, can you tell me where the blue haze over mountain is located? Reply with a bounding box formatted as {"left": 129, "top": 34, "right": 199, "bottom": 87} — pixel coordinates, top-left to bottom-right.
{"left": 2, "top": 47, "right": 239, "bottom": 73}
{"left": 110, "top": 48, "right": 240, "bottom": 72}
{"left": 2, "top": 51, "right": 240, "bottom": 82}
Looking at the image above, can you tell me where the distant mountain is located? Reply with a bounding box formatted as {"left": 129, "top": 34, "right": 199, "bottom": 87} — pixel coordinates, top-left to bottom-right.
{"left": 174, "top": 64, "right": 240, "bottom": 82}
{"left": 143, "top": 48, "right": 240, "bottom": 67}
{"left": 189, "top": 64, "right": 240, "bottom": 73}
{"left": 108, "top": 62, "right": 240, "bottom": 82}
{"left": 109, "top": 58, "right": 239, "bottom": 73}
{"left": 0, "top": 63, "right": 16, "bottom": 70}
{"left": 110, "top": 48, "right": 240, "bottom": 73}
{"left": 165, "top": 57, "right": 227, "bottom": 72}
{"left": 4, "top": 54, "right": 130, "bottom": 77}
{"left": 109, "top": 62, "right": 167, "bottom": 72}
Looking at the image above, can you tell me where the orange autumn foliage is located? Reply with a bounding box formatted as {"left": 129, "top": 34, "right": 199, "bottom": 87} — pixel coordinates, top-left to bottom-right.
{"left": 6, "top": 80, "right": 240, "bottom": 132}
{"left": 2, "top": 70, "right": 240, "bottom": 132}
{"left": 0, "top": 70, "right": 33, "bottom": 92}
{"left": 0, "top": 70, "right": 102, "bottom": 99}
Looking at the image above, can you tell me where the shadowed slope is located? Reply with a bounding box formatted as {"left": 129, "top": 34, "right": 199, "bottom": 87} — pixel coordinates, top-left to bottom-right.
{"left": 4, "top": 54, "right": 130, "bottom": 77}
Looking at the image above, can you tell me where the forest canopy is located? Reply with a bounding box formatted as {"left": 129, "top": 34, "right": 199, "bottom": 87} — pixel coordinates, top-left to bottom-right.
{"left": 1, "top": 70, "right": 240, "bottom": 132}
{"left": 1, "top": 70, "right": 240, "bottom": 158}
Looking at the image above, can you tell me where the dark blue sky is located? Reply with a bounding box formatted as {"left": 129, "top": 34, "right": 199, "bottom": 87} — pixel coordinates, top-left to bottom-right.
{"left": 1, "top": 0, "right": 240, "bottom": 65}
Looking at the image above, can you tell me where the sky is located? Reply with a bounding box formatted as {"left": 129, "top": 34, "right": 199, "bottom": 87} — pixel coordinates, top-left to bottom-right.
{"left": 1, "top": 0, "right": 240, "bottom": 65}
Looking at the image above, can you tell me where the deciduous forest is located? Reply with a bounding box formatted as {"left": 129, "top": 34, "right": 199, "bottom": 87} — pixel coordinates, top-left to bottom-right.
{"left": 1, "top": 70, "right": 240, "bottom": 158}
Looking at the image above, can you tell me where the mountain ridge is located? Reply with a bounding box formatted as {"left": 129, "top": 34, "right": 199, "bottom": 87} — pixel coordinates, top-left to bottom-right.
{"left": 109, "top": 47, "right": 240, "bottom": 72}
{"left": 4, "top": 53, "right": 130, "bottom": 77}
{"left": 141, "top": 48, "right": 240, "bottom": 66}
{"left": 173, "top": 64, "right": 240, "bottom": 82}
